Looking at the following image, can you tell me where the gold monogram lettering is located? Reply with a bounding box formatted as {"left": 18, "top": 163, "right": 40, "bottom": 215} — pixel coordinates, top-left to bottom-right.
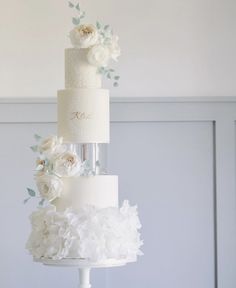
{"left": 71, "top": 112, "right": 92, "bottom": 120}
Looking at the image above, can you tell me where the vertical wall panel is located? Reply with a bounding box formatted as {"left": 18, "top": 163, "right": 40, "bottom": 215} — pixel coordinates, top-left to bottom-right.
{"left": 108, "top": 122, "right": 215, "bottom": 288}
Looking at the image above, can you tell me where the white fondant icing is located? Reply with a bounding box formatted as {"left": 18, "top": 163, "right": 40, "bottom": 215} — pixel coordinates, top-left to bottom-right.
{"left": 65, "top": 48, "right": 102, "bottom": 89}
{"left": 53, "top": 175, "right": 118, "bottom": 212}
{"left": 57, "top": 89, "right": 110, "bottom": 143}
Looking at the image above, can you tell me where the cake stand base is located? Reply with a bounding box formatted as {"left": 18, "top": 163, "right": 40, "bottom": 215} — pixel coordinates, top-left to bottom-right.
{"left": 79, "top": 268, "right": 91, "bottom": 288}
{"left": 35, "top": 257, "right": 136, "bottom": 288}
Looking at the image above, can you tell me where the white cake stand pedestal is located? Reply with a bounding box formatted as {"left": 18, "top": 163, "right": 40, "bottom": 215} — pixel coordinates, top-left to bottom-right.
{"left": 35, "top": 258, "right": 136, "bottom": 288}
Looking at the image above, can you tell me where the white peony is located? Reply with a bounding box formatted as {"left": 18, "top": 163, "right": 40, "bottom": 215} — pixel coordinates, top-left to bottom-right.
{"left": 36, "top": 174, "right": 62, "bottom": 202}
{"left": 38, "top": 136, "right": 64, "bottom": 157}
{"left": 87, "top": 44, "right": 111, "bottom": 67}
{"left": 69, "top": 24, "right": 99, "bottom": 48}
{"left": 53, "top": 152, "right": 82, "bottom": 177}
{"left": 108, "top": 35, "right": 121, "bottom": 61}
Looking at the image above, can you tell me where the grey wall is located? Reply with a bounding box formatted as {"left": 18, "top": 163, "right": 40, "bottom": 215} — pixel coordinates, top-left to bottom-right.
{"left": 0, "top": 0, "right": 236, "bottom": 98}
{"left": 0, "top": 97, "right": 236, "bottom": 288}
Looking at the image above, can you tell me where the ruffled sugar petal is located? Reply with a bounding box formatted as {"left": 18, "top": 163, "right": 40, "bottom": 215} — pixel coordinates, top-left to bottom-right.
{"left": 26, "top": 203, "right": 143, "bottom": 261}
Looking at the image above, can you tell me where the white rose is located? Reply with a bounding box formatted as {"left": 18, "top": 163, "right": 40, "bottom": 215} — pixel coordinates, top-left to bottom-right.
{"left": 70, "top": 24, "right": 99, "bottom": 48}
{"left": 87, "top": 44, "right": 110, "bottom": 67}
{"left": 38, "top": 136, "right": 63, "bottom": 156}
{"left": 53, "top": 152, "right": 81, "bottom": 177}
{"left": 36, "top": 174, "right": 62, "bottom": 202}
{"left": 108, "top": 35, "right": 121, "bottom": 61}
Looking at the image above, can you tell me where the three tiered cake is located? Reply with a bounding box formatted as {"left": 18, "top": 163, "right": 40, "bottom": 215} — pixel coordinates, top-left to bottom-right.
{"left": 26, "top": 2, "right": 142, "bottom": 265}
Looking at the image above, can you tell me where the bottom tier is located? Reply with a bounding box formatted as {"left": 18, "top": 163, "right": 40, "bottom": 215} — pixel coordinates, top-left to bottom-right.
{"left": 53, "top": 175, "right": 118, "bottom": 212}
{"left": 26, "top": 201, "right": 143, "bottom": 262}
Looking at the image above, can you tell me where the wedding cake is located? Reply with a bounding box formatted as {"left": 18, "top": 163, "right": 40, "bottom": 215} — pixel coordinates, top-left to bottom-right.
{"left": 26, "top": 2, "right": 142, "bottom": 264}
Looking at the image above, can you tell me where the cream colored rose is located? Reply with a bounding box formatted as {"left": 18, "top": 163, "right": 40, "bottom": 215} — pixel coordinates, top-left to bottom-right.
{"left": 38, "top": 136, "right": 63, "bottom": 156}
{"left": 36, "top": 174, "right": 62, "bottom": 202}
{"left": 70, "top": 24, "right": 99, "bottom": 48}
{"left": 53, "top": 152, "right": 82, "bottom": 177}
{"left": 87, "top": 44, "right": 110, "bottom": 67}
{"left": 108, "top": 35, "right": 121, "bottom": 61}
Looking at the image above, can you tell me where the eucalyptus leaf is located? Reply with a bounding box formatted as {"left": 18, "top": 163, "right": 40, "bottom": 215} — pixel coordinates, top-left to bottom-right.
{"left": 113, "top": 82, "right": 119, "bottom": 87}
{"left": 75, "top": 3, "right": 80, "bottom": 10}
{"left": 96, "top": 21, "right": 101, "bottom": 29}
{"left": 34, "top": 134, "right": 42, "bottom": 141}
{"left": 109, "top": 69, "right": 115, "bottom": 72}
{"left": 72, "top": 17, "right": 80, "bottom": 26}
{"left": 27, "top": 188, "right": 36, "bottom": 197}
{"left": 38, "top": 198, "right": 45, "bottom": 206}
{"left": 30, "top": 145, "right": 38, "bottom": 152}
{"left": 107, "top": 73, "right": 111, "bottom": 79}
{"left": 114, "top": 76, "right": 120, "bottom": 80}
{"left": 68, "top": 1, "right": 74, "bottom": 8}
{"left": 80, "top": 11, "right": 85, "bottom": 19}
{"left": 23, "top": 197, "right": 31, "bottom": 204}
{"left": 104, "top": 25, "right": 110, "bottom": 30}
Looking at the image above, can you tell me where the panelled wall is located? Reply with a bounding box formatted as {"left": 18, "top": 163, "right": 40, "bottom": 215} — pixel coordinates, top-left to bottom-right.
{"left": 0, "top": 97, "right": 235, "bottom": 288}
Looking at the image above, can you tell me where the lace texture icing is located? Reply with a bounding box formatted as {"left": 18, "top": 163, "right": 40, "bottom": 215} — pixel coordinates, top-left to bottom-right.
{"left": 65, "top": 48, "right": 102, "bottom": 88}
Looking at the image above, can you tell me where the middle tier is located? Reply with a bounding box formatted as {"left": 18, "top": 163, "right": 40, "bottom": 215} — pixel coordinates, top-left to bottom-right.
{"left": 53, "top": 175, "right": 118, "bottom": 213}
{"left": 58, "top": 88, "right": 109, "bottom": 143}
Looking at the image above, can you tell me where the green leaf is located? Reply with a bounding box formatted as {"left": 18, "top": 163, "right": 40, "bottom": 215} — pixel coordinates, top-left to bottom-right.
{"left": 72, "top": 17, "right": 80, "bottom": 26}
{"left": 27, "top": 188, "right": 36, "bottom": 197}
{"left": 96, "top": 21, "right": 101, "bottom": 29}
{"left": 104, "top": 25, "right": 110, "bottom": 30}
{"left": 34, "top": 134, "right": 42, "bottom": 141}
{"left": 114, "top": 76, "right": 120, "bottom": 80}
{"left": 109, "top": 69, "right": 115, "bottom": 72}
{"left": 23, "top": 197, "right": 31, "bottom": 204}
{"left": 113, "top": 82, "right": 119, "bottom": 87}
{"left": 38, "top": 198, "right": 45, "bottom": 206}
{"left": 30, "top": 145, "right": 38, "bottom": 152}
{"left": 75, "top": 3, "right": 80, "bottom": 10}
{"left": 107, "top": 73, "right": 111, "bottom": 79}
{"left": 68, "top": 1, "right": 74, "bottom": 8}
{"left": 80, "top": 11, "right": 85, "bottom": 19}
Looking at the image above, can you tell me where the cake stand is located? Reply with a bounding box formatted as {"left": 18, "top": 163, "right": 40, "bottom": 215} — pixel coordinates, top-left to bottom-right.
{"left": 35, "top": 258, "right": 136, "bottom": 288}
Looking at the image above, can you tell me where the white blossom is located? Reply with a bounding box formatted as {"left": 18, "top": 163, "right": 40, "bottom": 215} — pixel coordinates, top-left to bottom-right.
{"left": 70, "top": 24, "right": 99, "bottom": 48}
{"left": 87, "top": 44, "right": 110, "bottom": 67}
{"left": 38, "top": 136, "right": 64, "bottom": 157}
{"left": 53, "top": 152, "right": 82, "bottom": 177}
{"left": 36, "top": 174, "right": 62, "bottom": 202}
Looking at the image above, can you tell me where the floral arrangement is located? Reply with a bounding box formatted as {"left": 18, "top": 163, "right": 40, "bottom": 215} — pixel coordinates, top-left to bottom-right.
{"left": 24, "top": 134, "right": 95, "bottom": 205}
{"left": 26, "top": 201, "right": 143, "bottom": 261}
{"left": 68, "top": 1, "right": 121, "bottom": 87}
{"left": 25, "top": 135, "right": 143, "bottom": 261}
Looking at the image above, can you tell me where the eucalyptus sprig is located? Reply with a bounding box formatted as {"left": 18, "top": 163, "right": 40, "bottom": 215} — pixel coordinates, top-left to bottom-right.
{"left": 98, "top": 67, "right": 120, "bottom": 87}
{"left": 68, "top": 1, "right": 86, "bottom": 26}
{"left": 23, "top": 188, "right": 45, "bottom": 207}
{"left": 96, "top": 21, "right": 113, "bottom": 45}
{"left": 30, "top": 134, "right": 42, "bottom": 152}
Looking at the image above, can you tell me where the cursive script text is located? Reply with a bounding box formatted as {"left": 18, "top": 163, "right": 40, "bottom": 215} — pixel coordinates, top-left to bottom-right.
{"left": 71, "top": 112, "right": 92, "bottom": 120}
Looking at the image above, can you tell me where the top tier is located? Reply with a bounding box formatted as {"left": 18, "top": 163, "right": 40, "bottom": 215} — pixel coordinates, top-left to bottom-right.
{"left": 65, "top": 48, "right": 102, "bottom": 89}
